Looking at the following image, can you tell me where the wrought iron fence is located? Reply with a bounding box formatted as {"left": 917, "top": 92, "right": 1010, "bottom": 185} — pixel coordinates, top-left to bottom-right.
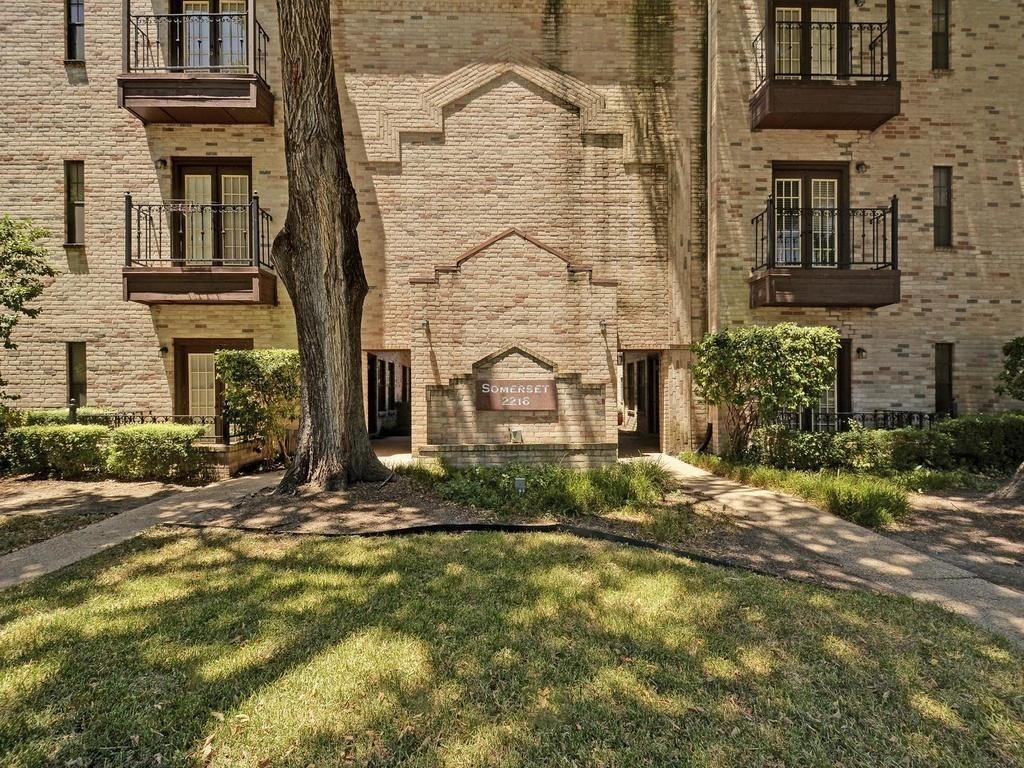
{"left": 753, "top": 20, "right": 892, "bottom": 88}
{"left": 777, "top": 410, "right": 939, "bottom": 433}
{"left": 124, "top": 194, "right": 274, "bottom": 270}
{"left": 752, "top": 197, "right": 898, "bottom": 271}
{"left": 111, "top": 412, "right": 230, "bottom": 445}
{"left": 126, "top": 10, "right": 270, "bottom": 82}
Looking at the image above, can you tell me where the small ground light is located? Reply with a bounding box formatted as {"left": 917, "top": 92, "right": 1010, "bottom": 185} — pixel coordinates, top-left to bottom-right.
{"left": 514, "top": 477, "right": 527, "bottom": 495}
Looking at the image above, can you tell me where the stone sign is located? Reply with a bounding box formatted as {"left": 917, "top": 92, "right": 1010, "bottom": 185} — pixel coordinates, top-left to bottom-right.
{"left": 474, "top": 379, "right": 557, "bottom": 411}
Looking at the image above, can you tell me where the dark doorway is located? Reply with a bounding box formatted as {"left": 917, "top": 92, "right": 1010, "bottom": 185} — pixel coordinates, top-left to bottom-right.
{"left": 935, "top": 343, "right": 955, "bottom": 416}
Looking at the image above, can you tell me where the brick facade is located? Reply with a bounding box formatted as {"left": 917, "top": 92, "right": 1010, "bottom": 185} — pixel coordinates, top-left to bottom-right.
{"left": 0, "top": 1, "right": 1020, "bottom": 466}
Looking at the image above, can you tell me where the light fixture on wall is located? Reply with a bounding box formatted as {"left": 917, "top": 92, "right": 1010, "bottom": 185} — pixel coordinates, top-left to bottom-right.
{"left": 158, "top": 346, "right": 169, "bottom": 357}
{"left": 854, "top": 0, "right": 867, "bottom": 7}
{"left": 856, "top": 162, "right": 869, "bottom": 174}
{"left": 154, "top": 157, "right": 168, "bottom": 170}
{"left": 856, "top": 347, "right": 867, "bottom": 360}
{"left": 599, "top": 319, "right": 608, "bottom": 335}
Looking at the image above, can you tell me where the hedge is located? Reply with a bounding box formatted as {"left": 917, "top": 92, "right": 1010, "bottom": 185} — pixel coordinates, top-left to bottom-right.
{"left": 6, "top": 423, "right": 212, "bottom": 482}
{"left": 21, "top": 407, "right": 117, "bottom": 426}
{"left": 7, "top": 425, "right": 111, "bottom": 478}
{"left": 106, "top": 424, "right": 211, "bottom": 482}
{"left": 749, "top": 412, "right": 1024, "bottom": 475}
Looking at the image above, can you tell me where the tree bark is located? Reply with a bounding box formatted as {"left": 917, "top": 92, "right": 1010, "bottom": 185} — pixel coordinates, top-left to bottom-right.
{"left": 992, "top": 462, "right": 1024, "bottom": 501}
{"left": 272, "top": 0, "right": 387, "bottom": 492}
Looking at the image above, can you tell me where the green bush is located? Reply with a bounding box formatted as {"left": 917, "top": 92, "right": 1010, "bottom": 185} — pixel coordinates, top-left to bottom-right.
{"left": 215, "top": 349, "right": 300, "bottom": 458}
{"left": 106, "top": 425, "right": 211, "bottom": 482}
{"left": 0, "top": 404, "right": 23, "bottom": 473}
{"left": 404, "top": 460, "right": 673, "bottom": 517}
{"left": 7, "top": 425, "right": 110, "bottom": 478}
{"left": 996, "top": 336, "right": 1024, "bottom": 401}
{"left": 692, "top": 323, "right": 839, "bottom": 456}
{"left": 684, "top": 452, "right": 909, "bottom": 528}
{"left": 750, "top": 413, "right": 1024, "bottom": 476}
{"left": 21, "top": 407, "right": 117, "bottom": 426}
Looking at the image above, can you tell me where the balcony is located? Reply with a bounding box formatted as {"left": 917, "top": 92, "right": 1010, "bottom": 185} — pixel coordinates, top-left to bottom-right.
{"left": 749, "top": 197, "right": 901, "bottom": 309}
{"left": 750, "top": 7, "right": 901, "bottom": 130}
{"left": 117, "top": 3, "right": 273, "bottom": 124}
{"left": 122, "top": 194, "right": 277, "bottom": 305}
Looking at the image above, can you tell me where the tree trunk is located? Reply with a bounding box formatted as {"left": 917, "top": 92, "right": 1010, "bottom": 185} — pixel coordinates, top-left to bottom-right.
{"left": 272, "top": 0, "right": 387, "bottom": 492}
{"left": 992, "top": 462, "right": 1024, "bottom": 501}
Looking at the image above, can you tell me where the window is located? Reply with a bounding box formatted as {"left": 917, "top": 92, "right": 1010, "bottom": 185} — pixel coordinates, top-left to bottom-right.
{"left": 935, "top": 343, "right": 955, "bottom": 416}
{"left": 932, "top": 0, "right": 950, "bottom": 70}
{"left": 66, "top": 0, "right": 85, "bottom": 61}
{"left": 772, "top": 163, "right": 848, "bottom": 267}
{"left": 172, "top": 159, "right": 252, "bottom": 264}
{"left": 174, "top": 1, "right": 249, "bottom": 71}
{"left": 64, "top": 161, "right": 85, "bottom": 245}
{"left": 66, "top": 342, "right": 87, "bottom": 406}
{"left": 933, "top": 166, "right": 953, "bottom": 247}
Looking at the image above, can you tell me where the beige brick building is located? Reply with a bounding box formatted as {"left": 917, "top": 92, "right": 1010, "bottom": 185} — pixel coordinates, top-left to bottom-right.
{"left": 0, "top": 1, "right": 1020, "bottom": 465}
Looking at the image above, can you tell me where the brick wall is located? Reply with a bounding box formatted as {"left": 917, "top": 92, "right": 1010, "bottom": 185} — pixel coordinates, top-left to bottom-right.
{"left": 708, "top": 0, "right": 1024, "bottom": 415}
{"left": 0, "top": 0, "right": 708, "bottom": 460}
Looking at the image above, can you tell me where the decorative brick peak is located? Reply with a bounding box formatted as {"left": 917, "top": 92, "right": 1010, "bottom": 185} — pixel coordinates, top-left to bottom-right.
{"left": 408, "top": 228, "right": 617, "bottom": 287}
{"left": 366, "top": 49, "right": 636, "bottom": 164}
{"left": 471, "top": 344, "right": 558, "bottom": 373}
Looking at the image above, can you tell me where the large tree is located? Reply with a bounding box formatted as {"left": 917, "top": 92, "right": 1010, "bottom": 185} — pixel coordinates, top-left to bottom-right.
{"left": 272, "top": 0, "right": 387, "bottom": 492}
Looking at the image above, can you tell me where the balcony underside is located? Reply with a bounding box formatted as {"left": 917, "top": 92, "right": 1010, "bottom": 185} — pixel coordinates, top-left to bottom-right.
{"left": 123, "top": 266, "right": 277, "bottom": 305}
{"left": 749, "top": 268, "right": 901, "bottom": 309}
{"left": 117, "top": 73, "right": 274, "bottom": 125}
{"left": 750, "top": 80, "right": 901, "bottom": 130}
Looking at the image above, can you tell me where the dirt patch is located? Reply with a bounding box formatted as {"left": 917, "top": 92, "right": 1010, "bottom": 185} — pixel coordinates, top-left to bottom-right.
{"left": 885, "top": 491, "right": 1024, "bottom": 591}
{"left": 0, "top": 477, "right": 186, "bottom": 555}
{"left": 183, "top": 474, "right": 515, "bottom": 535}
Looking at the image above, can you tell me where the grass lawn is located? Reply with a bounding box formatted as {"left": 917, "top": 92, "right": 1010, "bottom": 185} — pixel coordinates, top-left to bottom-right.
{"left": 0, "top": 479, "right": 181, "bottom": 556}
{"left": 1, "top": 529, "right": 1022, "bottom": 767}
{"left": 0, "top": 508, "right": 122, "bottom": 556}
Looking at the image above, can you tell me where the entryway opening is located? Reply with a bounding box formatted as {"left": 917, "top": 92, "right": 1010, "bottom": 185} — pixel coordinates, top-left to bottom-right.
{"left": 367, "top": 350, "right": 412, "bottom": 458}
{"left": 618, "top": 351, "right": 662, "bottom": 457}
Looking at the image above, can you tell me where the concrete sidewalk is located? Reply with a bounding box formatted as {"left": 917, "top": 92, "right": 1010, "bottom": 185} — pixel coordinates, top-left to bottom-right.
{"left": 659, "top": 455, "right": 1024, "bottom": 649}
{"left": 0, "top": 472, "right": 280, "bottom": 591}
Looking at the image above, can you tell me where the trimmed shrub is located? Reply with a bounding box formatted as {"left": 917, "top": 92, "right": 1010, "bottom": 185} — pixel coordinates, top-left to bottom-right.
{"left": 750, "top": 413, "right": 1024, "bottom": 475}
{"left": 106, "top": 424, "right": 211, "bottom": 482}
{"left": 7, "top": 425, "right": 110, "bottom": 478}
{"left": 692, "top": 324, "right": 839, "bottom": 456}
{"left": 21, "top": 407, "right": 117, "bottom": 426}
{"left": 216, "top": 349, "right": 300, "bottom": 458}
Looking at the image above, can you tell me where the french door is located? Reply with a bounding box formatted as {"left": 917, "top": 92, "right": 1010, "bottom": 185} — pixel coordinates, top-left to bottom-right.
{"left": 173, "top": 161, "right": 251, "bottom": 265}
{"left": 773, "top": 165, "right": 846, "bottom": 268}
{"left": 174, "top": 0, "right": 249, "bottom": 72}
{"left": 174, "top": 339, "right": 253, "bottom": 440}
{"left": 773, "top": 1, "right": 843, "bottom": 79}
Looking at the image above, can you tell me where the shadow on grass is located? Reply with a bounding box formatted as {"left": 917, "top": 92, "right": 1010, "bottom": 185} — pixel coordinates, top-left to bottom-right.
{"left": 0, "top": 528, "right": 1021, "bottom": 767}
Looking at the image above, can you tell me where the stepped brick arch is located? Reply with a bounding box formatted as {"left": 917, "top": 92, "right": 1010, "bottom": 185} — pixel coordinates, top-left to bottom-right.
{"left": 365, "top": 50, "right": 638, "bottom": 164}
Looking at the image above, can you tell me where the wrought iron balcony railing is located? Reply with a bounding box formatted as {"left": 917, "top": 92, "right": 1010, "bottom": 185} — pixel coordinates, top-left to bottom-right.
{"left": 753, "top": 19, "right": 895, "bottom": 89}
{"left": 752, "top": 197, "right": 899, "bottom": 271}
{"left": 124, "top": 194, "right": 274, "bottom": 270}
{"left": 125, "top": 9, "right": 270, "bottom": 82}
